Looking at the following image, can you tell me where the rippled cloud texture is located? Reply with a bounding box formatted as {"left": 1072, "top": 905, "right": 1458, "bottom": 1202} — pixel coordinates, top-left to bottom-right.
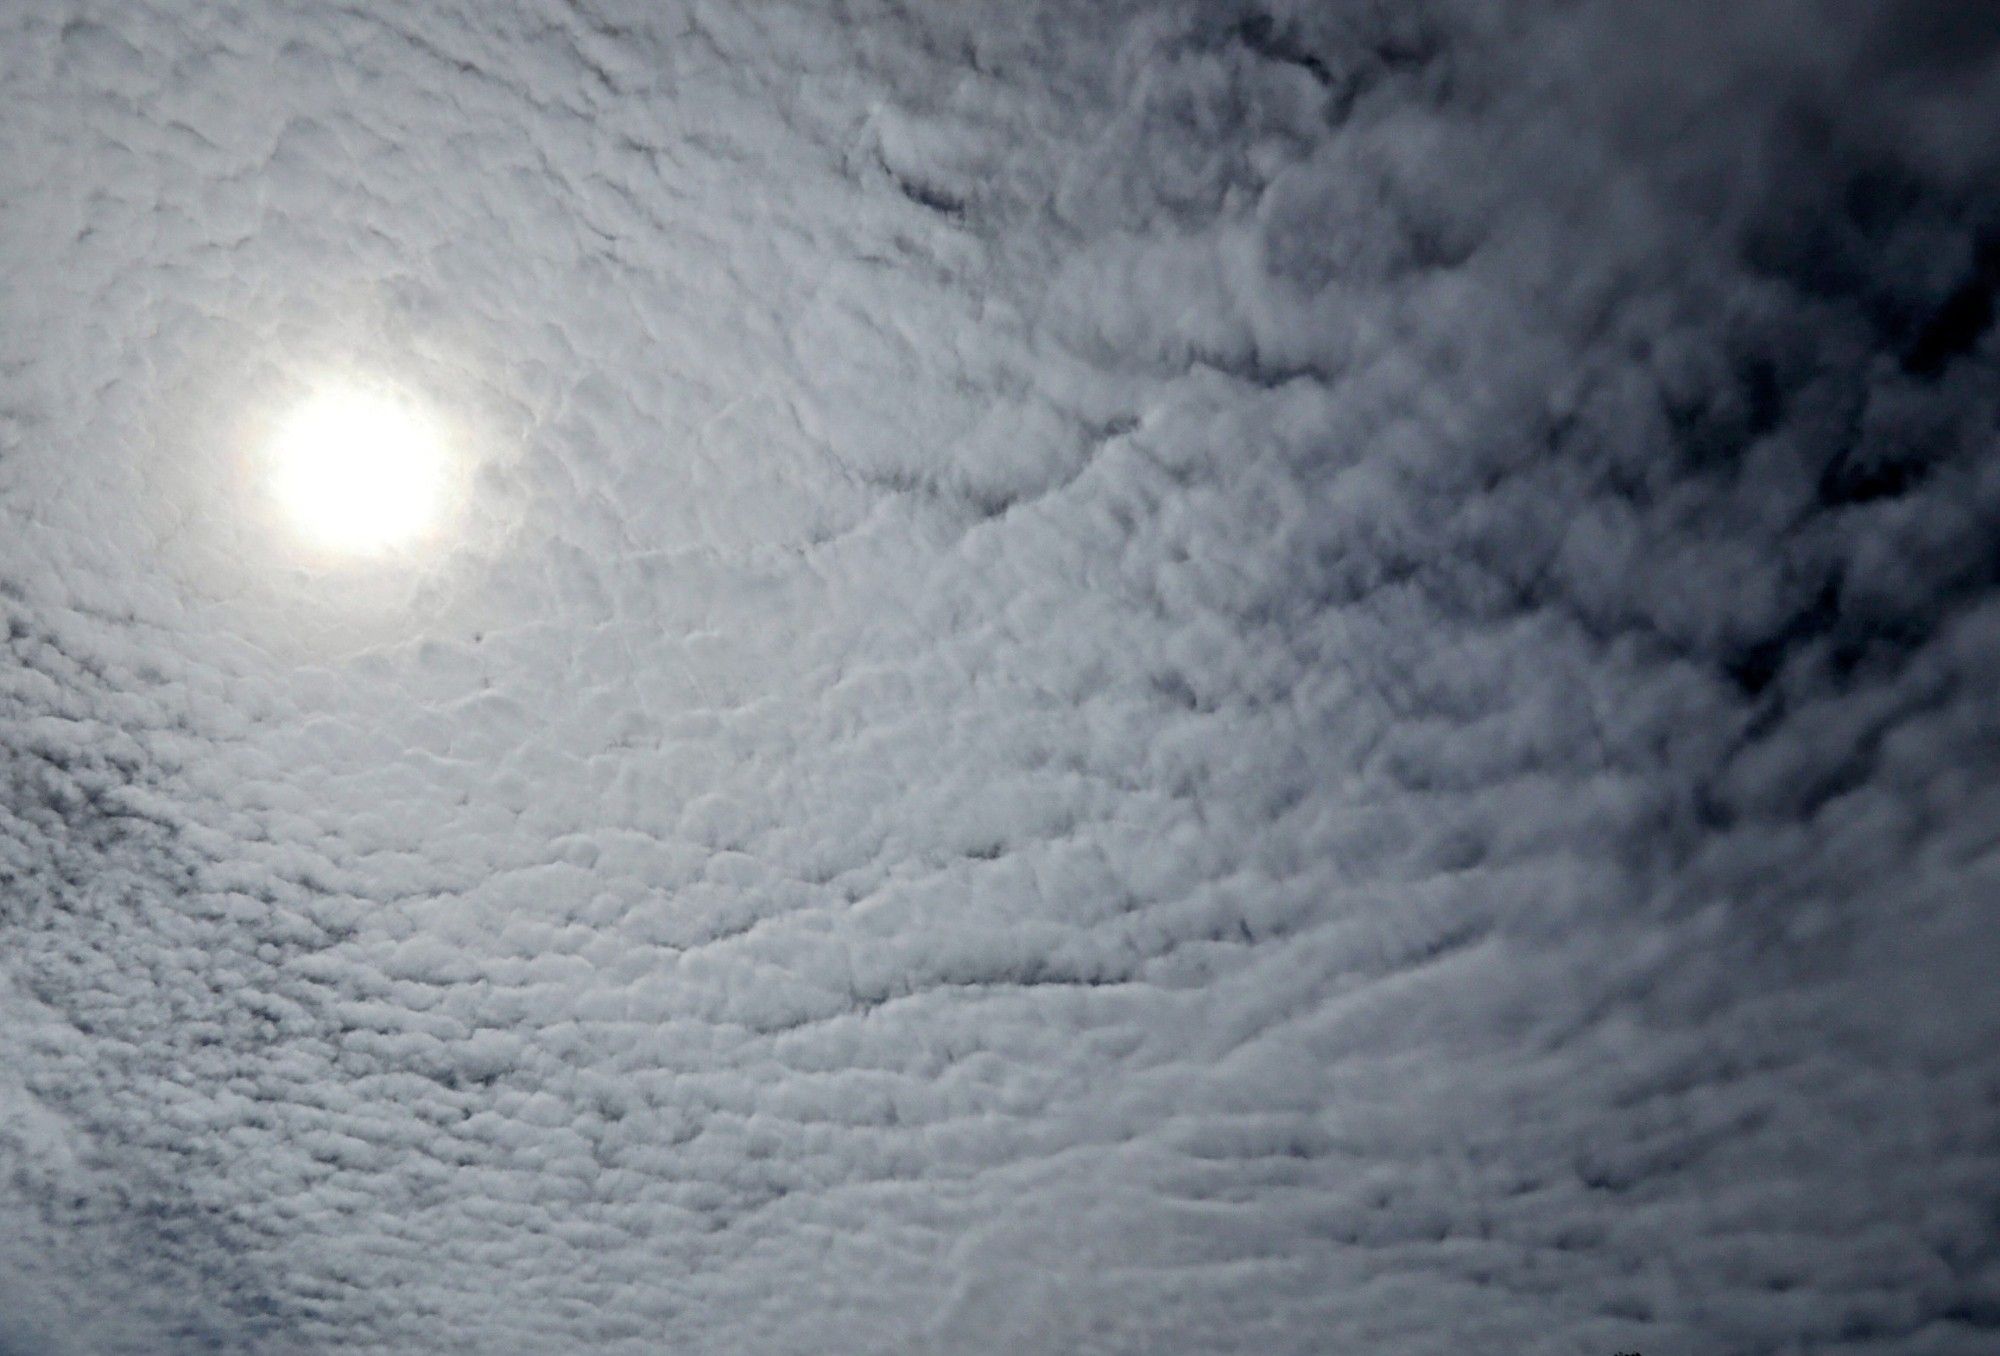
{"left": 3, "top": 2, "right": 1998, "bottom": 1352}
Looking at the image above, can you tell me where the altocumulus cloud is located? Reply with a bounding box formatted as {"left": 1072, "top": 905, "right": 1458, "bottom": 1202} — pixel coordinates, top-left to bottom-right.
{"left": 1, "top": 1, "right": 1997, "bottom": 1352}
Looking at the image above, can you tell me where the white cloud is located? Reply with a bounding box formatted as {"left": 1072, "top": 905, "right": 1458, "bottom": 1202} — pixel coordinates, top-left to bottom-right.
{"left": 1, "top": 2, "right": 1996, "bottom": 1353}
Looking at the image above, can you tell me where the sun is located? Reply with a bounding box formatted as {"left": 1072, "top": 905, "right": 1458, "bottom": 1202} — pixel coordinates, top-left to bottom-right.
{"left": 265, "top": 381, "right": 451, "bottom": 556}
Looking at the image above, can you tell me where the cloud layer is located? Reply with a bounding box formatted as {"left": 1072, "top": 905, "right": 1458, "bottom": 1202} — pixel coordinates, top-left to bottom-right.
{"left": 2, "top": 2, "right": 1996, "bottom": 1352}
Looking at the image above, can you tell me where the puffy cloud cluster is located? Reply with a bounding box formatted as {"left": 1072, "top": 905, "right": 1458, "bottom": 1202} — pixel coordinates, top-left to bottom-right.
{"left": 1, "top": 1, "right": 1996, "bottom": 1352}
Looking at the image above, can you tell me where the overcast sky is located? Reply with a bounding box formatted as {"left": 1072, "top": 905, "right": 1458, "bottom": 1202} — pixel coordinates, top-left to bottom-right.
{"left": 2, "top": 2, "right": 1997, "bottom": 1353}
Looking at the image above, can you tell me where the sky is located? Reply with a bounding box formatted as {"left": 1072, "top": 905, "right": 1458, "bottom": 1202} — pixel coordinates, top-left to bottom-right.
{"left": 1, "top": 1, "right": 1997, "bottom": 1352}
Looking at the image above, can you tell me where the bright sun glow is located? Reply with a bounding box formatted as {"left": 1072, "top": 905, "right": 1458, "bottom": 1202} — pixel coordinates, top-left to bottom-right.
{"left": 266, "top": 382, "right": 450, "bottom": 556}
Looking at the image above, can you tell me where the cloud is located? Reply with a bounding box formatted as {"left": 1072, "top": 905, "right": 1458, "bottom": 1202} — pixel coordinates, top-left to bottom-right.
{"left": 1, "top": 1, "right": 1995, "bottom": 1352}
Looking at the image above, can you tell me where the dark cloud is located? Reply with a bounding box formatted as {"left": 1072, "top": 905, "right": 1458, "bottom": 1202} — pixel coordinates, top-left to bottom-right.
{"left": 1, "top": 1, "right": 1996, "bottom": 1352}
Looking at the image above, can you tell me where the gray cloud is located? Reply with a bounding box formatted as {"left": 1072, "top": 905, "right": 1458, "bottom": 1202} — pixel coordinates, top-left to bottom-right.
{"left": 2, "top": 1, "right": 1996, "bottom": 1352}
